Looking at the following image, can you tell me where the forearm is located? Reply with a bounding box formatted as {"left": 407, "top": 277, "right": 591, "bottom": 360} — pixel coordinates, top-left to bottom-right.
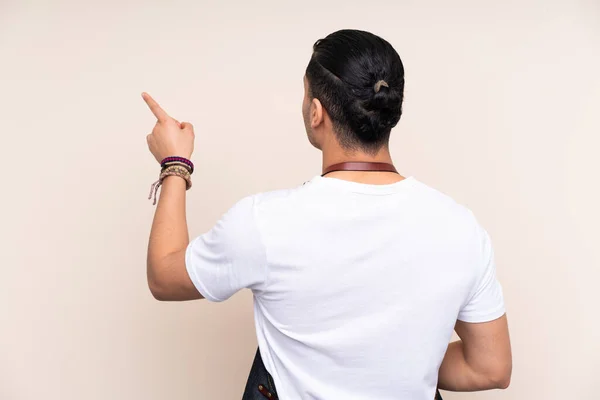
{"left": 147, "top": 175, "right": 189, "bottom": 282}
{"left": 438, "top": 341, "right": 504, "bottom": 391}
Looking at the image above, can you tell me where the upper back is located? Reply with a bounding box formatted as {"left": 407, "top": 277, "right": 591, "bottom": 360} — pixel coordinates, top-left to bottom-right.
{"left": 249, "top": 175, "right": 491, "bottom": 399}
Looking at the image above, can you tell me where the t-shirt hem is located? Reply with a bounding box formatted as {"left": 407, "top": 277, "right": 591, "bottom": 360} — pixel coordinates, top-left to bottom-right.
{"left": 457, "top": 305, "right": 506, "bottom": 323}
{"left": 185, "top": 237, "right": 224, "bottom": 302}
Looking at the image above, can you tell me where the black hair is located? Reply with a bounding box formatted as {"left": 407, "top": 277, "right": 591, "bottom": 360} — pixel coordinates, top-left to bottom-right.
{"left": 305, "top": 29, "right": 405, "bottom": 154}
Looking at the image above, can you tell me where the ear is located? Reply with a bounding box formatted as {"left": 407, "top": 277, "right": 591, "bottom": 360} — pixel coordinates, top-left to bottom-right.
{"left": 310, "top": 98, "right": 325, "bottom": 129}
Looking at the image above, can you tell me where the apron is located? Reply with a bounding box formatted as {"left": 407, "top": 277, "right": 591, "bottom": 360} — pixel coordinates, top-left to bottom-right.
{"left": 242, "top": 348, "right": 444, "bottom": 400}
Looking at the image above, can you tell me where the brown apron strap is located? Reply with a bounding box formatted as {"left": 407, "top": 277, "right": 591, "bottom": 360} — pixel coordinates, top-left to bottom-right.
{"left": 322, "top": 161, "right": 398, "bottom": 177}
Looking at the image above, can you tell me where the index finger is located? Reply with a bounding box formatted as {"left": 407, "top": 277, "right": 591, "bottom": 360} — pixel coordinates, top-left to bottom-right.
{"left": 141, "top": 92, "right": 169, "bottom": 122}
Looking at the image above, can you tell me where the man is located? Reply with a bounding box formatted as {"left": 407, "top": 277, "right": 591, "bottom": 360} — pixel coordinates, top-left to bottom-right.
{"left": 143, "top": 29, "right": 512, "bottom": 400}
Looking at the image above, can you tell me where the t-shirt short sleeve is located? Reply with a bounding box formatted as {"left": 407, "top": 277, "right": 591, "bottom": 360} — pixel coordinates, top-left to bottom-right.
{"left": 457, "top": 225, "right": 506, "bottom": 323}
{"left": 185, "top": 195, "right": 267, "bottom": 302}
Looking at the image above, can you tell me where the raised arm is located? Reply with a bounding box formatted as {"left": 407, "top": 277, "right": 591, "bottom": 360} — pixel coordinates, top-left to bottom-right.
{"left": 142, "top": 92, "right": 202, "bottom": 301}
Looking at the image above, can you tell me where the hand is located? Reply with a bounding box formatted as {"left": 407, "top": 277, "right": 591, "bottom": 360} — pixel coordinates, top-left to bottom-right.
{"left": 142, "top": 92, "right": 195, "bottom": 163}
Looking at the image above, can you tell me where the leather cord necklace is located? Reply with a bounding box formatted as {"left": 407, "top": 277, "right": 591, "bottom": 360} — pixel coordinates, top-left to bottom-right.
{"left": 321, "top": 162, "right": 398, "bottom": 177}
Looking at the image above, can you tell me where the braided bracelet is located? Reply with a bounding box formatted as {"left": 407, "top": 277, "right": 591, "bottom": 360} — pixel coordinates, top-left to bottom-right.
{"left": 148, "top": 165, "right": 192, "bottom": 205}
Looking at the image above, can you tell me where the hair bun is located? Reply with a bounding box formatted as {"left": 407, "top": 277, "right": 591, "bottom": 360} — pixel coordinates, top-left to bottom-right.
{"left": 346, "top": 81, "right": 403, "bottom": 141}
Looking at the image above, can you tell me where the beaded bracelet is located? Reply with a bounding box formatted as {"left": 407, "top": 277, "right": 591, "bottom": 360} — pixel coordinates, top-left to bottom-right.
{"left": 162, "top": 161, "right": 193, "bottom": 173}
{"left": 160, "top": 156, "right": 194, "bottom": 173}
{"left": 148, "top": 165, "right": 192, "bottom": 205}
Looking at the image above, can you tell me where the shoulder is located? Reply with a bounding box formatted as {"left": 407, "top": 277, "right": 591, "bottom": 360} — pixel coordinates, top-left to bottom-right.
{"left": 407, "top": 179, "right": 492, "bottom": 255}
{"left": 410, "top": 178, "right": 478, "bottom": 223}
{"left": 219, "top": 180, "right": 311, "bottom": 229}
{"left": 243, "top": 179, "right": 313, "bottom": 213}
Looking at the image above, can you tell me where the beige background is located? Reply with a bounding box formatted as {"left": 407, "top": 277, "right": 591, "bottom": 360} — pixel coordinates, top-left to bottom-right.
{"left": 1, "top": 0, "right": 599, "bottom": 399}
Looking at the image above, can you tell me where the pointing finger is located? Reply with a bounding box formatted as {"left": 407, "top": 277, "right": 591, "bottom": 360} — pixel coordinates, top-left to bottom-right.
{"left": 142, "top": 92, "right": 170, "bottom": 122}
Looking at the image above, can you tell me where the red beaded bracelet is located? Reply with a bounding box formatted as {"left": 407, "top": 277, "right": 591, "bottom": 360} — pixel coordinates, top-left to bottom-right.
{"left": 160, "top": 156, "right": 194, "bottom": 173}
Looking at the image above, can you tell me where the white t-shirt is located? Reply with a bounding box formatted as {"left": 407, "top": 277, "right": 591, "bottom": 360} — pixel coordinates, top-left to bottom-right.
{"left": 185, "top": 175, "right": 505, "bottom": 400}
